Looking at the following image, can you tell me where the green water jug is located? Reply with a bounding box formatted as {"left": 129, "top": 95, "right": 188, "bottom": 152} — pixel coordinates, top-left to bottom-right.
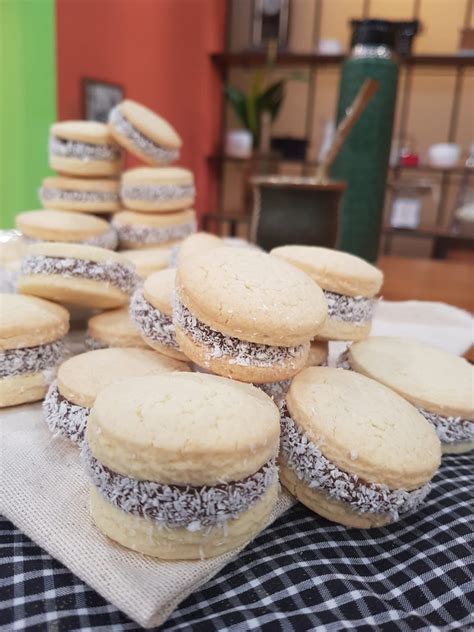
{"left": 331, "top": 19, "right": 399, "bottom": 262}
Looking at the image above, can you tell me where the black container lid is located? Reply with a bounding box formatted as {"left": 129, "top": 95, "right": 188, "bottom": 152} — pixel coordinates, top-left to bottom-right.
{"left": 350, "top": 19, "right": 397, "bottom": 49}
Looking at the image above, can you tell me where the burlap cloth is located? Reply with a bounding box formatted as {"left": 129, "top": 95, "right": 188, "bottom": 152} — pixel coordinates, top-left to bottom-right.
{"left": 1, "top": 300, "right": 472, "bottom": 628}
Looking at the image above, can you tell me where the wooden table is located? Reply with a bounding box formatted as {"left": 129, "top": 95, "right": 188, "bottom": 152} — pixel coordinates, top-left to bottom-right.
{"left": 378, "top": 255, "right": 473, "bottom": 361}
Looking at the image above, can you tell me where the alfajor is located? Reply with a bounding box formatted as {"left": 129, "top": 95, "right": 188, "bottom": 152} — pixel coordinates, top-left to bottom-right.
{"left": 49, "top": 121, "right": 122, "bottom": 177}
{"left": 18, "top": 243, "right": 136, "bottom": 309}
{"left": 43, "top": 348, "right": 188, "bottom": 444}
{"left": 341, "top": 337, "right": 474, "bottom": 455}
{"left": 174, "top": 232, "right": 223, "bottom": 265}
{"left": 108, "top": 99, "right": 182, "bottom": 165}
{"left": 120, "top": 167, "right": 195, "bottom": 213}
{"left": 271, "top": 246, "right": 383, "bottom": 341}
{"left": 1, "top": 294, "right": 69, "bottom": 407}
{"left": 86, "top": 308, "right": 148, "bottom": 350}
{"left": 121, "top": 247, "right": 171, "bottom": 279}
{"left": 130, "top": 268, "right": 185, "bottom": 360}
{"left": 16, "top": 210, "right": 117, "bottom": 250}
{"left": 112, "top": 209, "right": 196, "bottom": 249}
{"left": 279, "top": 367, "right": 441, "bottom": 528}
{"left": 39, "top": 176, "right": 121, "bottom": 213}
{"left": 174, "top": 247, "right": 327, "bottom": 383}
{"left": 83, "top": 372, "right": 280, "bottom": 559}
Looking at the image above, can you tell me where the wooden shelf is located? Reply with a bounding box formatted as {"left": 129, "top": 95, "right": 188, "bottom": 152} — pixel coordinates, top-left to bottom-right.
{"left": 211, "top": 51, "right": 474, "bottom": 70}
{"left": 207, "top": 153, "right": 471, "bottom": 174}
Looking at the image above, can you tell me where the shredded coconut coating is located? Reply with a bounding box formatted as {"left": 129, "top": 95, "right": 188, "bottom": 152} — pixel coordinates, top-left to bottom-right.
{"left": 130, "top": 288, "right": 178, "bottom": 349}
{"left": 84, "top": 336, "right": 108, "bottom": 351}
{"left": 113, "top": 218, "right": 196, "bottom": 247}
{"left": 82, "top": 441, "right": 277, "bottom": 530}
{"left": 121, "top": 184, "right": 195, "bottom": 203}
{"left": 109, "top": 107, "right": 179, "bottom": 163}
{"left": 173, "top": 297, "right": 306, "bottom": 368}
{"left": 1, "top": 339, "right": 64, "bottom": 378}
{"left": 279, "top": 402, "right": 431, "bottom": 520}
{"left": 417, "top": 407, "right": 474, "bottom": 444}
{"left": 258, "top": 379, "right": 292, "bottom": 403}
{"left": 21, "top": 255, "right": 136, "bottom": 294}
{"left": 324, "top": 290, "right": 376, "bottom": 324}
{"left": 39, "top": 187, "right": 119, "bottom": 205}
{"left": 49, "top": 135, "right": 121, "bottom": 162}
{"left": 43, "top": 381, "right": 90, "bottom": 445}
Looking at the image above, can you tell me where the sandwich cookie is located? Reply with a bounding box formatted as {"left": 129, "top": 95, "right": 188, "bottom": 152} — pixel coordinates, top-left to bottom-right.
{"left": 83, "top": 372, "right": 280, "bottom": 559}
{"left": 120, "top": 167, "right": 195, "bottom": 212}
{"left": 174, "top": 247, "right": 327, "bottom": 383}
{"left": 86, "top": 308, "right": 148, "bottom": 350}
{"left": 108, "top": 99, "right": 182, "bottom": 165}
{"left": 44, "top": 348, "right": 188, "bottom": 445}
{"left": 279, "top": 367, "right": 441, "bottom": 528}
{"left": 172, "top": 231, "right": 223, "bottom": 267}
{"left": 131, "top": 268, "right": 185, "bottom": 360}
{"left": 16, "top": 210, "right": 117, "bottom": 250}
{"left": 39, "top": 176, "right": 121, "bottom": 213}
{"left": 49, "top": 121, "right": 122, "bottom": 177}
{"left": 271, "top": 246, "right": 383, "bottom": 341}
{"left": 1, "top": 294, "right": 69, "bottom": 407}
{"left": 121, "top": 247, "right": 171, "bottom": 279}
{"left": 341, "top": 337, "right": 474, "bottom": 454}
{"left": 112, "top": 209, "right": 196, "bottom": 250}
{"left": 18, "top": 243, "right": 136, "bottom": 309}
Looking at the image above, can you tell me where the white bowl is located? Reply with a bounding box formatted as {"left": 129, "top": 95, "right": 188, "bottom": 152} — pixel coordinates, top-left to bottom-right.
{"left": 428, "top": 143, "right": 461, "bottom": 168}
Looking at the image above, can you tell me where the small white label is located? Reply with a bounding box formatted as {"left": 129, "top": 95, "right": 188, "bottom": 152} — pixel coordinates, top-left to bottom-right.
{"left": 390, "top": 197, "right": 421, "bottom": 229}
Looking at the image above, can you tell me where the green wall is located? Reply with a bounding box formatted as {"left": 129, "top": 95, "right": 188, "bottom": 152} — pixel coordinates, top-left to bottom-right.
{"left": 0, "top": 0, "right": 56, "bottom": 228}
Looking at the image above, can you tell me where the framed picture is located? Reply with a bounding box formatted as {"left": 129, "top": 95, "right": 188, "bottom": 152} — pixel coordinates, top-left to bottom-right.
{"left": 82, "top": 79, "right": 124, "bottom": 123}
{"left": 252, "top": 0, "right": 289, "bottom": 49}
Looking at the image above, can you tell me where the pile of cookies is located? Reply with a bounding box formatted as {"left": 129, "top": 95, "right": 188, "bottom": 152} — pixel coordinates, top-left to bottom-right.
{"left": 13, "top": 99, "right": 198, "bottom": 296}
{"left": 1, "top": 100, "right": 472, "bottom": 562}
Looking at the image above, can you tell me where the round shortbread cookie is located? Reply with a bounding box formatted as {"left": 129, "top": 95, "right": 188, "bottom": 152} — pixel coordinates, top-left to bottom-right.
{"left": 108, "top": 99, "right": 182, "bottom": 165}
{"left": 89, "top": 481, "right": 278, "bottom": 560}
{"left": 175, "top": 232, "right": 224, "bottom": 267}
{"left": 347, "top": 337, "right": 473, "bottom": 419}
{"left": 0, "top": 293, "right": 69, "bottom": 350}
{"left": 16, "top": 210, "right": 117, "bottom": 249}
{"left": 0, "top": 372, "right": 53, "bottom": 408}
{"left": 86, "top": 372, "right": 279, "bottom": 485}
{"left": 39, "top": 176, "right": 121, "bottom": 213}
{"left": 177, "top": 247, "right": 327, "bottom": 347}
{"left": 121, "top": 247, "right": 170, "bottom": 278}
{"left": 271, "top": 245, "right": 383, "bottom": 297}
{"left": 87, "top": 308, "right": 148, "bottom": 349}
{"left": 120, "top": 167, "right": 195, "bottom": 212}
{"left": 143, "top": 268, "right": 176, "bottom": 316}
{"left": 57, "top": 347, "right": 188, "bottom": 408}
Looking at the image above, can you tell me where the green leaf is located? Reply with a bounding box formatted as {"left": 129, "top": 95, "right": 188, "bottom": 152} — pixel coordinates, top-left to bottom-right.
{"left": 258, "top": 80, "right": 285, "bottom": 121}
{"left": 223, "top": 85, "right": 249, "bottom": 129}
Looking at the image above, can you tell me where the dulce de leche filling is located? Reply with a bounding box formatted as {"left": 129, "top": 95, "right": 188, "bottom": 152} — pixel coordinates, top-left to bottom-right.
{"left": 324, "top": 290, "right": 376, "bottom": 325}
{"left": 82, "top": 441, "right": 277, "bottom": 531}
{"left": 130, "top": 288, "right": 179, "bottom": 350}
{"left": 109, "top": 106, "right": 179, "bottom": 163}
{"left": 43, "top": 380, "right": 90, "bottom": 445}
{"left": 279, "top": 401, "right": 431, "bottom": 520}
{"left": 173, "top": 296, "right": 306, "bottom": 368}
{"left": 21, "top": 255, "right": 136, "bottom": 294}
{"left": 49, "top": 135, "right": 121, "bottom": 162}
{"left": 337, "top": 350, "right": 474, "bottom": 445}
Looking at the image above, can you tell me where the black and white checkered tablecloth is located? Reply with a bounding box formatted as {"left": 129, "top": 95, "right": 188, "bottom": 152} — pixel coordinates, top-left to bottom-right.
{"left": 1, "top": 454, "right": 473, "bottom": 631}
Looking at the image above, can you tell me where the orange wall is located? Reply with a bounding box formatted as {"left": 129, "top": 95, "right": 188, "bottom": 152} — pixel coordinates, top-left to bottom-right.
{"left": 56, "top": 0, "right": 226, "bottom": 220}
